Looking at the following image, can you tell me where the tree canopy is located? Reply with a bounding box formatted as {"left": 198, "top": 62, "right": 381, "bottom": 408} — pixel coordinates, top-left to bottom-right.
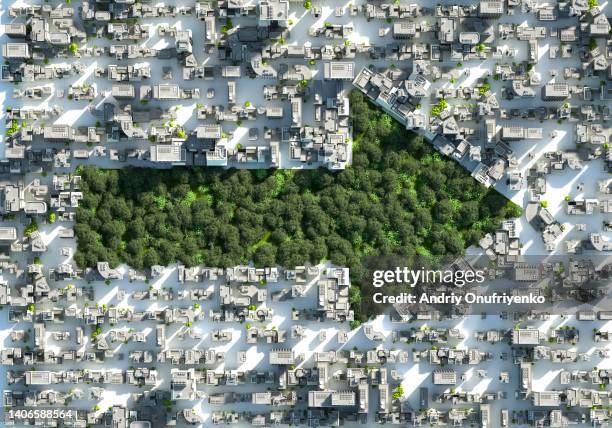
{"left": 75, "top": 90, "right": 521, "bottom": 289}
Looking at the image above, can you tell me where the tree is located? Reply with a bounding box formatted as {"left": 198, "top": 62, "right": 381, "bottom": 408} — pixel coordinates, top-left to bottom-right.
{"left": 457, "top": 201, "right": 479, "bottom": 227}
{"left": 277, "top": 240, "right": 311, "bottom": 267}
{"left": 415, "top": 206, "right": 434, "bottom": 238}
{"left": 376, "top": 113, "right": 394, "bottom": 136}
{"left": 310, "top": 237, "right": 328, "bottom": 263}
{"left": 433, "top": 199, "right": 453, "bottom": 223}
{"left": 349, "top": 285, "right": 362, "bottom": 305}
{"left": 443, "top": 232, "right": 465, "bottom": 254}
{"left": 68, "top": 43, "right": 78, "bottom": 55}
{"left": 253, "top": 243, "right": 276, "bottom": 267}
{"left": 143, "top": 249, "right": 160, "bottom": 267}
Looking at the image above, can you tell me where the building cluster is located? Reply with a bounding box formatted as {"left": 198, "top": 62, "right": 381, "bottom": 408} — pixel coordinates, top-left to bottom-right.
{"left": 2, "top": 265, "right": 358, "bottom": 426}
{"left": 1, "top": 0, "right": 358, "bottom": 170}
{"left": 524, "top": 157, "right": 612, "bottom": 252}
{"left": 353, "top": 1, "right": 610, "bottom": 187}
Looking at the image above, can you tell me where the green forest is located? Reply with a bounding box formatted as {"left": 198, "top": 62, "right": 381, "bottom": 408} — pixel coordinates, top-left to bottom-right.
{"left": 75, "top": 90, "right": 520, "bottom": 301}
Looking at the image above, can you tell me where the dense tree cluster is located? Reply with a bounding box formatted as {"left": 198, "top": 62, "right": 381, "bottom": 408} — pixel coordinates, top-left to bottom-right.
{"left": 75, "top": 91, "right": 521, "bottom": 292}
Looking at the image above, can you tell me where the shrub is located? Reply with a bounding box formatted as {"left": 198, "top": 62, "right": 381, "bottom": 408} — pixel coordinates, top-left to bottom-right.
{"left": 24, "top": 219, "right": 38, "bottom": 237}
{"left": 479, "top": 81, "right": 491, "bottom": 96}
{"left": 6, "top": 120, "right": 19, "bottom": 137}
{"left": 430, "top": 99, "right": 448, "bottom": 117}
{"left": 392, "top": 384, "right": 405, "bottom": 400}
